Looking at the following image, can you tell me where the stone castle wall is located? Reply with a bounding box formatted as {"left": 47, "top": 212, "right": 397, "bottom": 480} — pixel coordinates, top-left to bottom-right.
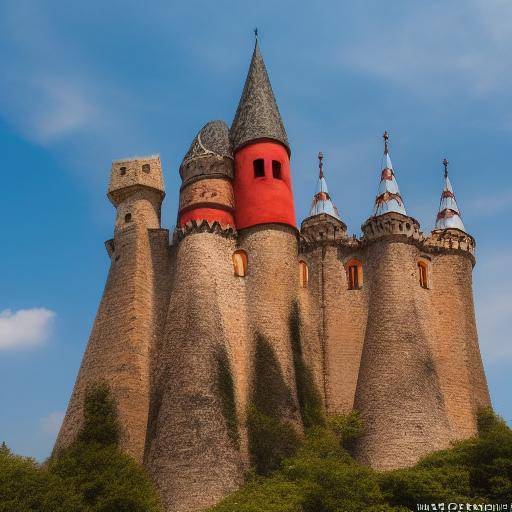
{"left": 145, "top": 225, "right": 246, "bottom": 512}
{"left": 55, "top": 222, "right": 161, "bottom": 462}
{"left": 353, "top": 216, "right": 452, "bottom": 470}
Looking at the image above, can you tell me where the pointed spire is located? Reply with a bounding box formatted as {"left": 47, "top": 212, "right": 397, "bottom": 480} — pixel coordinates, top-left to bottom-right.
{"left": 373, "top": 131, "right": 407, "bottom": 216}
{"left": 230, "top": 34, "right": 289, "bottom": 154}
{"left": 435, "top": 158, "right": 466, "bottom": 232}
{"left": 309, "top": 152, "right": 341, "bottom": 220}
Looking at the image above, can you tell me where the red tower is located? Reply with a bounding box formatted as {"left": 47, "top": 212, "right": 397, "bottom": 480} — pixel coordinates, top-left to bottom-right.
{"left": 230, "top": 39, "right": 296, "bottom": 230}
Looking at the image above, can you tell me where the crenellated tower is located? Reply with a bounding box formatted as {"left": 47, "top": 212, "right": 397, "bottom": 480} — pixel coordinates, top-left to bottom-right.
{"left": 55, "top": 38, "right": 493, "bottom": 512}
{"left": 353, "top": 134, "right": 451, "bottom": 470}
{"left": 56, "top": 156, "right": 170, "bottom": 463}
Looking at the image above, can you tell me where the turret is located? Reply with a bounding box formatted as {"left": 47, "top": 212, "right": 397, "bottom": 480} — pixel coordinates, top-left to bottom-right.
{"left": 373, "top": 131, "right": 407, "bottom": 217}
{"left": 434, "top": 158, "right": 466, "bottom": 232}
{"left": 301, "top": 152, "right": 347, "bottom": 245}
{"left": 230, "top": 36, "right": 296, "bottom": 229}
{"left": 178, "top": 120, "right": 235, "bottom": 228}
{"left": 108, "top": 155, "right": 165, "bottom": 233}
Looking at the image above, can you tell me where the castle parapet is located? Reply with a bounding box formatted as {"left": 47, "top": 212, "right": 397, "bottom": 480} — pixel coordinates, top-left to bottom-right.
{"left": 300, "top": 213, "right": 348, "bottom": 250}
{"left": 361, "top": 211, "right": 423, "bottom": 244}
{"left": 424, "top": 228, "right": 475, "bottom": 263}
{"left": 173, "top": 218, "right": 236, "bottom": 244}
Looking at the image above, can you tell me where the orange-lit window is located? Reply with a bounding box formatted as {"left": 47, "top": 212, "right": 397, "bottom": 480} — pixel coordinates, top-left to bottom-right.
{"left": 346, "top": 259, "right": 363, "bottom": 290}
{"left": 233, "top": 250, "right": 248, "bottom": 277}
{"left": 418, "top": 261, "right": 429, "bottom": 289}
{"left": 272, "top": 160, "right": 282, "bottom": 179}
{"left": 299, "top": 261, "right": 308, "bottom": 288}
{"left": 253, "top": 159, "right": 265, "bottom": 178}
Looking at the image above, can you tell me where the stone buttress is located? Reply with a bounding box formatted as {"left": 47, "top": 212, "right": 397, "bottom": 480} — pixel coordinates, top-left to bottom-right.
{"left": 55, "top": 156, "right": 170, "bottom": 463}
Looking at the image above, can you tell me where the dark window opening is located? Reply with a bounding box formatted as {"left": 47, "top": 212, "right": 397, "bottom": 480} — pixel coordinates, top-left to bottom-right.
{"left": 418, "top": 262, "right": 428, "bottom": 289}
{"left": 120, "top": 166, "right": 127, "bottom": 176}
{"left": 253, "top": 158, "right": 265, "bottom": 178}
{"left": 272, "top": 160, "right": 282, "bottom": 179}
{"left": 125, "top": 213, "right": 132, "bottom": 223}
{"left": 348, "top": 265, "right": 359, "bottom": 290}
{"left": 142, "top": 163, "right": 150, "bottom": 173}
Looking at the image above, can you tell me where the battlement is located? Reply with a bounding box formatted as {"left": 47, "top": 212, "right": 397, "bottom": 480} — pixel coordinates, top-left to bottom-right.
{"left": 361, "top": 211, "right": 423, "bottom": 244}
{"left": 300, "top": 213, "right": 348, "bottom": 250}
{"left": 424, "top": 228, "right": 476, "bottom": 263}
{"left": 172, "top": 218, "right": 237, "bottom": 244}
{"left": 108, "top": 155, "right": 165, "bottom": 206}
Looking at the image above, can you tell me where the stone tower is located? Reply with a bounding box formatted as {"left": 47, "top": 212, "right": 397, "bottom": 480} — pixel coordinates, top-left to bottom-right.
{"left": 231, "top": 37, "right": 302, "bottom": 433}
{"left": 55, "top": 38, "right": 493, "bottom": 512}
{"left": 55, "top": 156, "right": 169, "bottom": 463}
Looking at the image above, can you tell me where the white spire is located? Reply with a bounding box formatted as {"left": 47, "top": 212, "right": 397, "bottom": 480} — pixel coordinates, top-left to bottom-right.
{"left": 309, "top": 152, "right": 341, "bottom": 220}
{"left": 435, "top": 159, "right": 466, "bottom": 232}
{"left": 373, "top": 131, "right": 407, "bottom": 217}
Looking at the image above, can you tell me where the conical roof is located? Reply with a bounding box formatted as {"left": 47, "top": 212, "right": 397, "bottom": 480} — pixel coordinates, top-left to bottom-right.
{"left": 309, "top": 152, "right": 341, "bottom": 220}
{"left": 373, "top": 132, "right": 407, "bottom": 216}
{"left": 230, "top": 38, "right": 289, "bottom": 154}
{"left": 435, "top": 159, "right": 466, "bottom": 231}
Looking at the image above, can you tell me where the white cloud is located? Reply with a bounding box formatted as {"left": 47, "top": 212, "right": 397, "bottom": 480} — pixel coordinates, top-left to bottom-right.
{"left": 0, "top": 308, "right": 56, "bottom": 350}
{"left": 41, "top": 411, "right": 65, "bottom": 437}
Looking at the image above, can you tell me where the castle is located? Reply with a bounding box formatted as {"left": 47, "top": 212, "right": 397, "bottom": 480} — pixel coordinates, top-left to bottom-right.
{"left": 55, "top": 38, "right": 491, "bottom": 512}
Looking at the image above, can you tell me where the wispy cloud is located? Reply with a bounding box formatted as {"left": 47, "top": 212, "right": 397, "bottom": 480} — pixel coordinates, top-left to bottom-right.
{"left": 41, "top": 411, "right": 65, "bottom": 437}
{"left": 0, "top": 308, "right": 56, "bottom": 350}
{"left": 341, "top": 0, "right": 512, "bottom": 99}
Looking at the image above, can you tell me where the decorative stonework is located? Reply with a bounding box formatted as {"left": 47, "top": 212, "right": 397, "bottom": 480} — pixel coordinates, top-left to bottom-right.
{"left": 424, "top": 228, "right": 476, "bottom": 263}
{"left": 300, "top": 213, "right": 348, "bottom": 251}
{"left": 361, "top": 212, "right": 423, "bottom": 244}
{"left": 173, "top": 218, "right": 237, "bottom": 244}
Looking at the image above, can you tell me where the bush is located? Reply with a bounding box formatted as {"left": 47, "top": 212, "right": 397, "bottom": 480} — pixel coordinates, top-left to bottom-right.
{"left": 0, "top": 383, "right": 161, "bottom": 512}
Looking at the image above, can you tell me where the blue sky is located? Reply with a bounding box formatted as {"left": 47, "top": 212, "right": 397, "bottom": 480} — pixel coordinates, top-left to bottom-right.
{"left": 1, "top": 0, "right": 511, "bottom": 460}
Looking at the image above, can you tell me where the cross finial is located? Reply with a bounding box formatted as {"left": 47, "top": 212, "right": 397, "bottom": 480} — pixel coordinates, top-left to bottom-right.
{"left": 383, "top": 131, "right": 389, "bottom": 154}
{"left": 443, "top": 158, "right": 449, "bottom": 178}
{"left": 254, "top": 27, "right": 258, "bottom": 41}
{"left": 318, "top": 151, "right": 324, "bottom": 178}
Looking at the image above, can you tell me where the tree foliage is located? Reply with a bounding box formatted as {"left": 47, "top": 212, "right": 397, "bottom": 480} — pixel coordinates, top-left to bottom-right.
{"left": 0, "top": 383, "right": 161, "bottom": 512}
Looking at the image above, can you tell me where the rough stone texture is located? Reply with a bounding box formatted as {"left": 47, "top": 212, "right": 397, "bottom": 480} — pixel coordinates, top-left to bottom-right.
{"left": 145, "top": 229, "right": 247, "bottom": 512}
{"left": 58, "top": 163, "right": 492, "bottom": 509}
{"left": 55, "top": 158, "right": 168, "bottom": 463}
{"left": 353, "top": 217, "right": 451, "bottom": 470}
{"left": 179, "top": 177, "right": 234, "bottom": 215}
{"left": 238, "top": 224, "right": 302, "bottom": 428}
{"left": 230, "top": 41, "right": 289, "bottom": 153}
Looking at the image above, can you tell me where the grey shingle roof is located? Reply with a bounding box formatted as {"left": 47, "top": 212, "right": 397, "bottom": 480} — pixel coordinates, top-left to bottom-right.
{"left": 230, "top": 41, "right": 289, "bottom": 154}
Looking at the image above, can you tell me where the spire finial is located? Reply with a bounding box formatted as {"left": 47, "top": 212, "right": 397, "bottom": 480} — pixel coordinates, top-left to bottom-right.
{"left": 443, "top": 158, "right": 449, "bottom": 178}
{"left": 318, "top": 151, "right": 324, "bottom": 178}
{"left": 383, "top": 131, "right": 389, "bottom": 154}
{"left": 254, "top": 27, "right": 258, "bottom": 42}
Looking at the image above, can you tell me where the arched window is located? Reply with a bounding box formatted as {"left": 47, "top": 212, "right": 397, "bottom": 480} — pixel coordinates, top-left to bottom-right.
{"left": 124, "top": 213, "right": 132, "bottom": 223}
{"left": 233, "top": 250, "right": 248, "bottom": 277}
{"left": 299, "top": 261, "right": 308, "bottom": 288}
{"left": 253, "top": 159, "right": 265, "bottom": 178}
{"left": 272, "top": 160, "right": 282, "bottom": 179}
{"left": 346, "top": 259, "right": 363, "bottom": 290}
{"left": 418, "top": 261, "right": 429, "bottom": 289}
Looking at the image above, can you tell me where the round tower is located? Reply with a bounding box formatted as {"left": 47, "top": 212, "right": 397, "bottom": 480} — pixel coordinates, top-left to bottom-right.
{"left": 178, "top": 120, "right": 235, "bottom": 228}
{"left": 145, "top": 123, "right": 247, "bottom": 512}
{"left": 353, "top": 134, "right": 450, "bottom": 470}
{"left": 425, "top": 159, "right": 491, "bottom": 442}
{"left": 230, "top": 37, "right": 302, "bottom": 432}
